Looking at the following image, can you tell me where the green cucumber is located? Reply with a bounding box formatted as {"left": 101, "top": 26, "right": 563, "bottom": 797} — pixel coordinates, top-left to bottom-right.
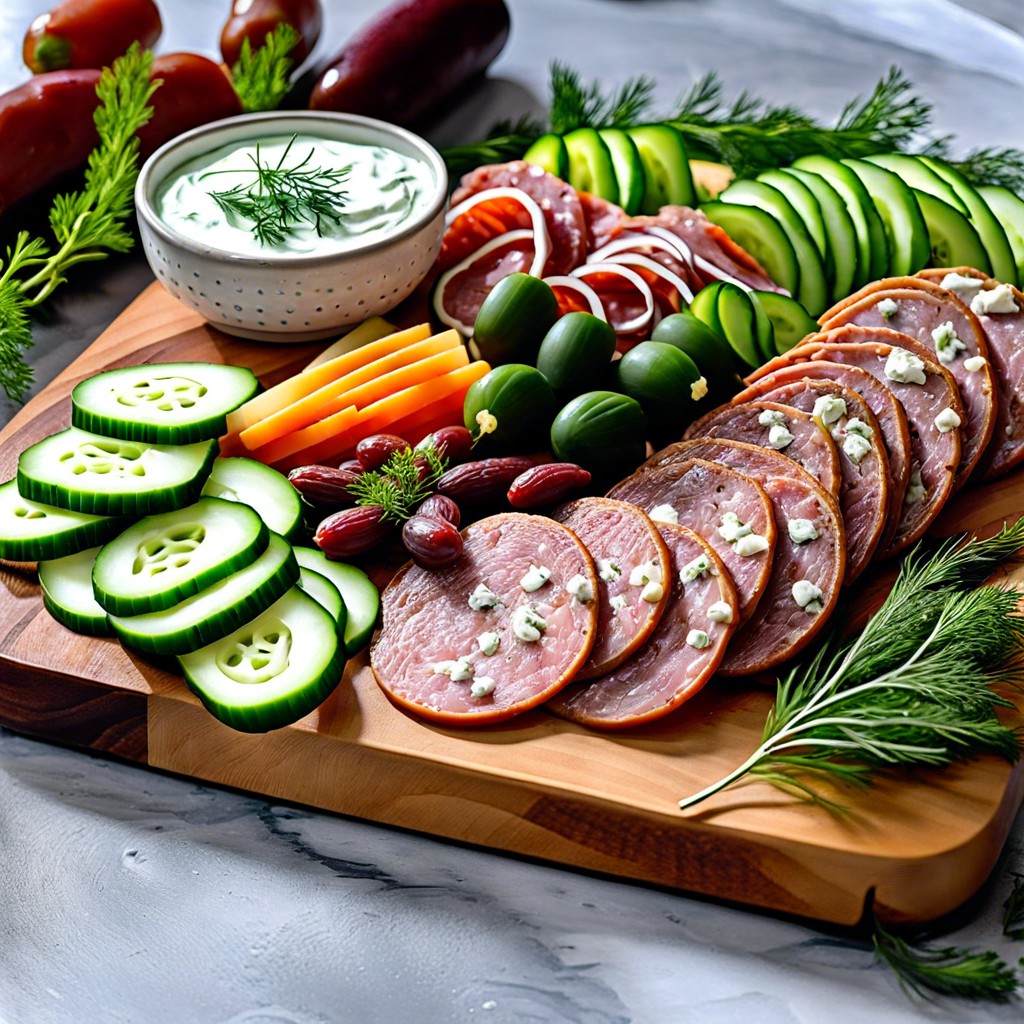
{"left": 757, "top": 168, "right": 832, "bottom": 284}
{"left": 292, "top": 547, "right": 378, "bottom": 655}
{"left": 71, "top": 362, "right": 259, "bottom": 445}
{"left": 597, "top": 128, "right": 645, "bottom": 214}
{"left": 472, "top": 273, "right": 558, "bottom": 365}
{"left": 913, "top": 191, "right": 992, "bottom": 274}
{"left": 627, "top": 124, "right": 696, "bottom": 212}
{"left": 17, "top": 428, "right": 217, "bottom": 517}
{"left": 750, "top": 291, "right": 819, "bottom": 355}
{"left": 38, "top": 546, "right": 113, "bottom": 637}
{"left": 523, "top": 133, "right": 570, "bottom": 179}
{"left": 977, "top": 186, "right": 1024, "bottom": 285}
{"left": 841, "top": 158, "right": 930, "bottom": 277}
{"left": 650, "top": 312, "right": 741, "bottom": 397}
{"left": 550, "top": 391, "right": 647, "bottom": 477}
{"left": 535, "top": 312, "right": 617, "bottom": 398}
{"left": 297, "top": 566, "right": 346, "bottom": 634}
{"left": 614, "top": 342, "right": 705, "bottom": 438}
{"left": 750, "top": 291, "right": 777, "bottom": 363}
{"left": 863, "top": 152, "right": 971, "bottom": 217}
{"left": 0, "top": 478, "right": 125, "bottom": 562}
{"left": 462, "top": 364, "right": 558, "bottom": 451}
{"left": 201, "top": 457, "right": 304, "bottom": 543}
{"left": 92, "top": 497, "right": 269, "bottom": 617}
{"left": 718, "top": 179, "right": 829, "bottom": 315}
{"left": 179, "top": 586, "right": 344, "bottom": 733}
{"left": 109, "top": 532, "right": 298, "bottom": 657}
{"left": 715, "top": 283, "right": 763, "bottom": 369}
{"left": 563, "top": 127, "right": 619, "bottom": 202}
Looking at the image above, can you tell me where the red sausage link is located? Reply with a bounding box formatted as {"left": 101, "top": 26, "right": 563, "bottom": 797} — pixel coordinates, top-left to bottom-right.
{"left": 402, "top": 514, "right": 464, "bottom": 569}
{"left": 314, "top": 505, "right": 392, "bottom": 558}
{"left": 507, "top": 463, "right": 592, "bottom": 509}
{"left": 220, "top": 0, "right": 323, "bottom": 67}
{"left": 287, "top": 465, "right": 361, "bottom": 507}
{"left": 435, "top": 456, "right": 542, "bottom": 504}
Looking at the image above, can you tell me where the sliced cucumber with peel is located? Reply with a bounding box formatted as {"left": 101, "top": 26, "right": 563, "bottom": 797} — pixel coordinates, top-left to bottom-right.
{"left": 627, "top": 124, "right": 696, "bottom": 212}
{"left": 293, "top": 547, "right": 378, "bottom": 656}
{"left": 977, "top": 186, "right": 1024, "bottom": 285}
{"left": 39, "top": 546, "right": 113, "bottom": 637}
{"left": 179, "top": 586, "right": 344, "bottom": 733}
{"left": 913, "top": 191, "right": 991, "bottom": 274}
{"left": 92, "top": 497, "right": 269, "bottom": 617}
{"left": 523, "top": 133, "right": 569, "bottom": 180}
{"left": 562, "top": 127, "right": 618, "bottom": 201}
{"left": 750, "top": 291, "right": 819, "bottom": 355}
{"left": 863, "top": 152, "right": 971, "bottom": 216}
{"left": 597, "top": 128, "right": 645, "bottom": 215}
{"left": 201, "top": 457, "right": 304, "bottom": 542}
{"left": 298, "top": 566, "right": 347, "bottom": 635}
{"left": 757, "top": 169, "right": 832, "bottom": 284}
{"left": 71, "top": 362, "right": 259, "bottom": 445}
{"left": 17, "top": 428, "right": 217, "bottom": 517}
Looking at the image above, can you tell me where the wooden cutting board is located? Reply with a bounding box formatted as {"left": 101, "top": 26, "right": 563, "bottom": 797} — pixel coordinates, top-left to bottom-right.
{"left": 3, "top": 281, "right": 1024, "bottom": 928}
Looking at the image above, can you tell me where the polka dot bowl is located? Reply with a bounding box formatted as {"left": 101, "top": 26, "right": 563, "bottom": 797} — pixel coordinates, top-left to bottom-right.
{"left": 135, "top": 110, "right": 448, "bottom": 342}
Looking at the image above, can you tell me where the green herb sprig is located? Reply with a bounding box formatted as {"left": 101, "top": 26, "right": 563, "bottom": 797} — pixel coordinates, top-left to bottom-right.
{"left": 678, "top": 520, "right": 1024, "bottom": 813}
{"left": 0, "top": 44, "right": 158, "bottom": 403}
{"left": 230, "top": 23, "right": 300, "bottom": 114}
{"left": 203, "top": 135, "right": 351, "bottom": 248}
{"left": 348, "top": 446, "right": 447, "bottom": 524}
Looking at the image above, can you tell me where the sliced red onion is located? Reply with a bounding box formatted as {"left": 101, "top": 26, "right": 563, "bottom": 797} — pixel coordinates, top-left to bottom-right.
{"left": 570, "top": 262, "right": 655, "bottom": 334}
{"left": 601, "top": 251, "right": 695, "bottom": 305}
{"left": 692, "top": 254, "right": 753, "bottom": 292}
{"left": 588, "top": 232, "right": 690, "bottom": 264}
{"left": 643, "top": 226, "right": 695, "bottom": 265}
{"left": 542, "top": 276, "right": 608, "bottom": 320}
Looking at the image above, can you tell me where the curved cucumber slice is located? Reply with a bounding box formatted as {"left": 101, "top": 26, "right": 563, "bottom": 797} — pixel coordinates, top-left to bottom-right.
{"left": 17, "top": 428, "right": 217, "bottom": 517}
{"left": 109, "top": 532, "right": 298, "bottom": 656}
{"left": 179, "top": 586, "right": 343, "bottom": 733}
{"left": 598, "top": 128, "right": 645, "bottom": 215}
{"left": 913, "top": 191, "right": 991, "bottom": 274}
{"left": 201, "top": 457, "right": 303, "bottom": 543}
{"left": 714, "top": 283, "right": 762, "bottom": 369}
{"left": 757, "top": 168, "right": 832, "bottom": 282}
{"left": 0, "top": 478, "right": 124, "bottom": 562}
{"left": 563, "top": 127, "right": 619, "bottom": 203}
{"left": 863, "top": 152, "right": 970, "bottom": 216}
{"left": 627, "top": 124, "right": 696, "bottom": 211}
{"left": 523, "top": 133, "right": 569, "bottom": 180}
{"left": 298, "top": 566, "right": 347, "bottom": 635}
{"left": 977, "top": 185, "right": 1024, "bottom": 286}
{"left": 293, "top": 547, "right": 378, "bottom": 656}
{"left": 38, "top": 546, "right": 113, "bottom": 637}
{"left": 750, "top": 291, "right": 819, "bottom": 355}
{"left": 92, "top": 497, "right": 269, "bottom": 617}
{"left": 71, "top": 362, "right": 259, "bottom": 445}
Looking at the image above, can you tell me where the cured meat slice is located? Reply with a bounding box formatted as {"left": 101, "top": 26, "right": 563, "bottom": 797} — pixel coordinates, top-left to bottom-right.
{"left": 450, "top": 161, "right": 587, "bottom": 275}
{"left": 579, "top": 190, "right": 627, "bottom": 251}
{"left": 819, "top": 276, "right": 994, "bottom": 485}
{"left": 607, "top": 457, "right": 775, "bottom": 623}
{"left": 438, "top": 191, "right": 543, "bottom": 272}
{"left": 735, "top": 380, "right": 890, "bottom": 583}
{"left": 748, "top": 326, "right": 962, "bottom": 555}
{"left": 551, "top": 498, "right": 671, "bottom": 680}
{"left": 684, "top": 400, "right": 841, "bottom": 501}
{"left": 371, "top": 513, "right": 598, "bottom": 726}
{"left": 642, "top": 439, "right": 845, "bottom": 676}
{"left": 732, "top": 361, "right": 911, "bottom": 545}
{"left": 545, "top": 523, "right": 737, "bottom": 729}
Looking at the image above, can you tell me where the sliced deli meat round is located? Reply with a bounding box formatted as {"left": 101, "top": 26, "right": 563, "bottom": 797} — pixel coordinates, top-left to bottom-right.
{"left": 579, "top": 190, "right": 627, "bottom": 252}
{"left": 606, "top": 457, "right": 775, "bottom": 623}
{"left": 371, "top": 513, "right": 598, "bottom": 726}
{"left": 738, "top": 379, "right": 890, "bottom": 584}
{"left": 819, "top": 276, "right": 994, "bottom": 484}
{"left": 644, "top": 439, "right": 845, "bottom": 677}
{"left": 684, "top": 400, "right": 841, "bottom": 502}
{"left": 551, "top": 498, "right": 671, "bottom": 680}
{"left": 733, "top": 361, "right": 911, "bottom": 546}
{"left": 545, "top": 523, "right": 737, "bottom": 730}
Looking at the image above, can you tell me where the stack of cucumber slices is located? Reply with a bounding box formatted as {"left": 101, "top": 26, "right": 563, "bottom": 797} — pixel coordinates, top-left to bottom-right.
{"left": 1, "top": 361, "right": 380, "bottom": 734}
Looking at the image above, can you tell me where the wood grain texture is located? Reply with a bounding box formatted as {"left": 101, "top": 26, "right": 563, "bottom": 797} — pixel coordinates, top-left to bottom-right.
{"left": 3, "top": 282, "right": 1024, "bottom": 927}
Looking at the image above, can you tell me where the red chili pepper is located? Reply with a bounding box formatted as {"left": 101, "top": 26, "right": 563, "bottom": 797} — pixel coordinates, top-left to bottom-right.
{"left": 220, "top": 0, "right": 323, "bottom": 68}
{"left": 23, "top": 0, "right": 162, "bottom": 74}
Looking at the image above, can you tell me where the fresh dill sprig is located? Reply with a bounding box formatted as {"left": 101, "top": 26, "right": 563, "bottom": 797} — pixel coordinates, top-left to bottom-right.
{"left": 348, "top": 446, "right": 447, "bottom": 525}
{"left": 0, "top": 44, "right": 157, "bottom": 403}
{"left": 440, "top": 115, "right": 545, "bottom": 179}
{"left": 549, "top": 62, "right": 656, "bottom": 134}
{"left": 1004, "top": 875, "right": 1024, "bottom": 940}
{"left": 872, "top": 918, "right": 1019, "bottom": 1002}
{"left": 230, "top": 22, "right": 300, "bottom": 113}
{"left": 204, "top": 135, "right": 351, "bottom": 247}
{"left": 678, "top": 521, "right": 1024, "bottom": 812}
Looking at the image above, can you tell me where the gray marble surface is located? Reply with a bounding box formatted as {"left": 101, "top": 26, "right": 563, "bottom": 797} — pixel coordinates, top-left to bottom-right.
{"left": 3, "top": 1, "right": 1024, "bottom": 1020}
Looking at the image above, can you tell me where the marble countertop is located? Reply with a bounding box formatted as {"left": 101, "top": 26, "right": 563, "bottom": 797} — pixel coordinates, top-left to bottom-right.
{"left": 3, "top": 1, "right": 1024, "bottom": 1020}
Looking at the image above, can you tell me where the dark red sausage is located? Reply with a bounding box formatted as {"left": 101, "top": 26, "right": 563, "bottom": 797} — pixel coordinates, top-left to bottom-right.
{"left": 220, "top": 0, "right": 323, "bottom": 67}
{"left": 23, "top": 0, "right": 162, "bottom": 74}
{"left": 309, "top": 0, "right": 510, "bottom": 126}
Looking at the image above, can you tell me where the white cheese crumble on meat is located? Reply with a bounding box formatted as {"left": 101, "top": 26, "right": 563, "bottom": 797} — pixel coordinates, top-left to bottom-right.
{"left": 940, "top": 272, "right": 984, "bottom": 303}
{"left": 520, "top": 564, "right": 551, "bottom": 592}
{"left": 680, "top": 555, "right": 712, "bottom": 583}
{"left": 788, "top": 518, "right": 819, "bottom": 544}
{"left": 629, "top": 561, "right": 661, "bottom": 587}
{"left": 511, "top": 605, "right": 547, "bottom": 642}
{"left": 757, "top": 409, "right": 788, "bottom": 427}
{"left": 609, "top": 594, "right": 627, "bottom": 615}
{"left": 768, "top": 423, "right": 795, "bottom": 450}
{"left": 431, "top": 657, "right": 473, "bottom": 681}
{"left": 566, "top": 574, "right": 594, "bottom": 604}
{"left": 469, "top": 676, "right": 496, "bottom": 698}
{"left": 877, "top": 297, "right": 899, "bottom": 320}
{"left": 707, "top": 600, "right": 734, "bottom": 624}
{"left": 812, "top": 394, "right": 847, "bottom": 425}
{"left": 477, "top": 631, "right": 500, "bottom": 656}
{"left": 964, "top": 355, "right": 987, "bottom": 372}
{"left": 905, "top": 468, "right": 926, "bottom": 506}
{"left": 971, "top": 283, "right": 1018, "bottom": 315}
{"left": 935, "top": 407, "right": 962, "bottom": 433}
{"left": 843, "top": 433, "right": 872, "bottom": 464}
{"left": 884, "top": 347, "right": 927, "bottom": 385}
{"left": 596, "top": 558, "right": 621, "bottom": 582}
{"left": 931, "top": 321, "right": 966, "bottom": 365}
{"left": 733, "top": 533, "right": 770, "bottom": 557}
{"left": 718, "top": 511, "right": 752, "bottom": 542}
{"left": 649, "top": 503, "right": 678, "bottom": 525}
{"left": 792, "top": 579, "right": 824, "bottom": 614}
{"left": 686, "top": 629, "right": 711, "bottom": 649}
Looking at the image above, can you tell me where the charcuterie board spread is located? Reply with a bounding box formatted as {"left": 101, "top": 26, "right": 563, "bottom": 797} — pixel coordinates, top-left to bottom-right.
{"left": 3, "top": 281, "right": 1024, "bottom": 928}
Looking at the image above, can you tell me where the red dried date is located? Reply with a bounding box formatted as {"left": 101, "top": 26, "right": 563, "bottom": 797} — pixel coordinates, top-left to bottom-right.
{"left": 415, "top": 425, "right": 474, "bottom": 464}
{"left": 416, "top": 493, "right": 460, "bottom": 528}
{"left": 314, "top": 505, "right": 392, "bottom": 558}
{"left": 337, "top": 458, "right": 363, "bottom": 475}
{"left": 288, "top": 465, "right": 361, "bottom": 507}
{"left": 435, "top": 456, "right": 542, "bottom": 504}
{"left": 402, "top": 514, "right": 463, "bottom": 569}
{"left": 356, "top": 433, "right": 409, "bottom": 471}
{"left": 507, "top": 463, "right": 592, "bottom": 509}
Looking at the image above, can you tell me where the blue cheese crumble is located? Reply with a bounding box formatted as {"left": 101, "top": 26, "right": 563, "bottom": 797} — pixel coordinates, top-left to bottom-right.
{"left": 884, "top": 347, "right": 927, "bottom": 385}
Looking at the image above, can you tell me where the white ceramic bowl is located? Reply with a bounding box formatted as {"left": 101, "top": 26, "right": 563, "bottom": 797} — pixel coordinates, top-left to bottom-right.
{"left": 135, "top": 111, "right": 448, "bottom": 342}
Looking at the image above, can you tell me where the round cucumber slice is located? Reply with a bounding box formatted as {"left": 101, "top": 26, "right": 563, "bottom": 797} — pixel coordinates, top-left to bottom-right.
{"left": 71, "top": 362, "right": 260, "bottom": 445}
{"left": 749, "top": 291, "right": 819, "bottom": 355}
{"left": 0, "top": 478, "right": 125, "bottom": 562}
{"left": 201, "top": 457, "right": 304, "bottom": 543}
{"left": 913, "top": 192, "right": 992, "bottom": 274}
{"left": 17, "top": 428, "right": 218, "bottom": 517}
{"left": 598, "top": 128, "right": 645, "bottom": 215}
{"left": 297, "top": 566, "right": 347, "bottom": 635}
{"left": 523, "top": 133, "right": 569, "bottom": 180}
{"left": 92, "top": 497, "right": 269, "bottom": 617}
{"left": 627, "top": 124, "right": 696, "bottom": 211}
{"left": 39, "top": 546, "right": 113, "bottom": 637}
{"left": 292, "top": 547, "right": 378, "bottom": 656}
{"left": 563, "top": 127, "right": 619, "bottom": 202}
{"left": 109, "top": 533, "right": 298, "bottom": 657}
{"left": 179, "top": 586, "right": 344, "bottom": 733}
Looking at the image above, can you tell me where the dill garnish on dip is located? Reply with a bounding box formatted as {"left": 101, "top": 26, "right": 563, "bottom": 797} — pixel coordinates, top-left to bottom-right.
{"left": 155, "top": 132, "right": 434, "bottom": 256}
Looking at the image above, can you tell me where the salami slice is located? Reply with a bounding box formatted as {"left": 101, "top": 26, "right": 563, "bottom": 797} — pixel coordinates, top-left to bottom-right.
{"left": 643, "top": 439, "right": 845, "bottom": 677}
{"left": 684, "top": 400, "right": 841, "bottom": 501}
{"left": 551, "top": 498, "right": 671, "bottom": 680}
{"left": 579, "top": 190, "right": 627, "bottom": 251}
{"left": 545, "top": 523, "right": 737, "bottom": 729}
{"left": 607, "top": 457, "right": 775, "bottom": 623}
{"left": 371, "top": 513, "right": 598, "bottom": 726}
{"left": 819, "top": 276, "right": 994, "bottom": 485}
{"left": 748, "top": 326, "right": 963, "bottom": 555}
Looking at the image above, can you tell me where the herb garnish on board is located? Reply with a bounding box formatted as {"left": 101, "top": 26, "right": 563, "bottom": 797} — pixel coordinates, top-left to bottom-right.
{"left": 348, "top": 446, "right": 447, "bottom": 524}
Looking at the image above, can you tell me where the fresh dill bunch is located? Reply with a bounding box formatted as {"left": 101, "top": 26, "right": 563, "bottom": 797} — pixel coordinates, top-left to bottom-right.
{"left": 348, "top": 445, "right": 447, "bottom": 524}
{"left": 204, "top": 135, "right": 351, "bottom": 247}
{"left": 678, "top": 521, "right": 1024, "bottom": 812}
{"left": 548, "top": 62, "right": 657, "bottom": 135}
{"left": 872, "top": 918, "right": 1019, "bottom": 1002}
{"left": 1004, "top": 875, "right": 1024, "bottom": 940}
{"left": 440, "top": 115, "right": 545, "bottom": 179}
{"left": 230, "top": 23, "right": 300, "bottom": 114}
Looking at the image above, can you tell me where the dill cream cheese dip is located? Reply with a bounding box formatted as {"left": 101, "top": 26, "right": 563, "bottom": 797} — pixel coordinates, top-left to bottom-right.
{"left": 155, "top": 133, "right": 435, "bottom": 257}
